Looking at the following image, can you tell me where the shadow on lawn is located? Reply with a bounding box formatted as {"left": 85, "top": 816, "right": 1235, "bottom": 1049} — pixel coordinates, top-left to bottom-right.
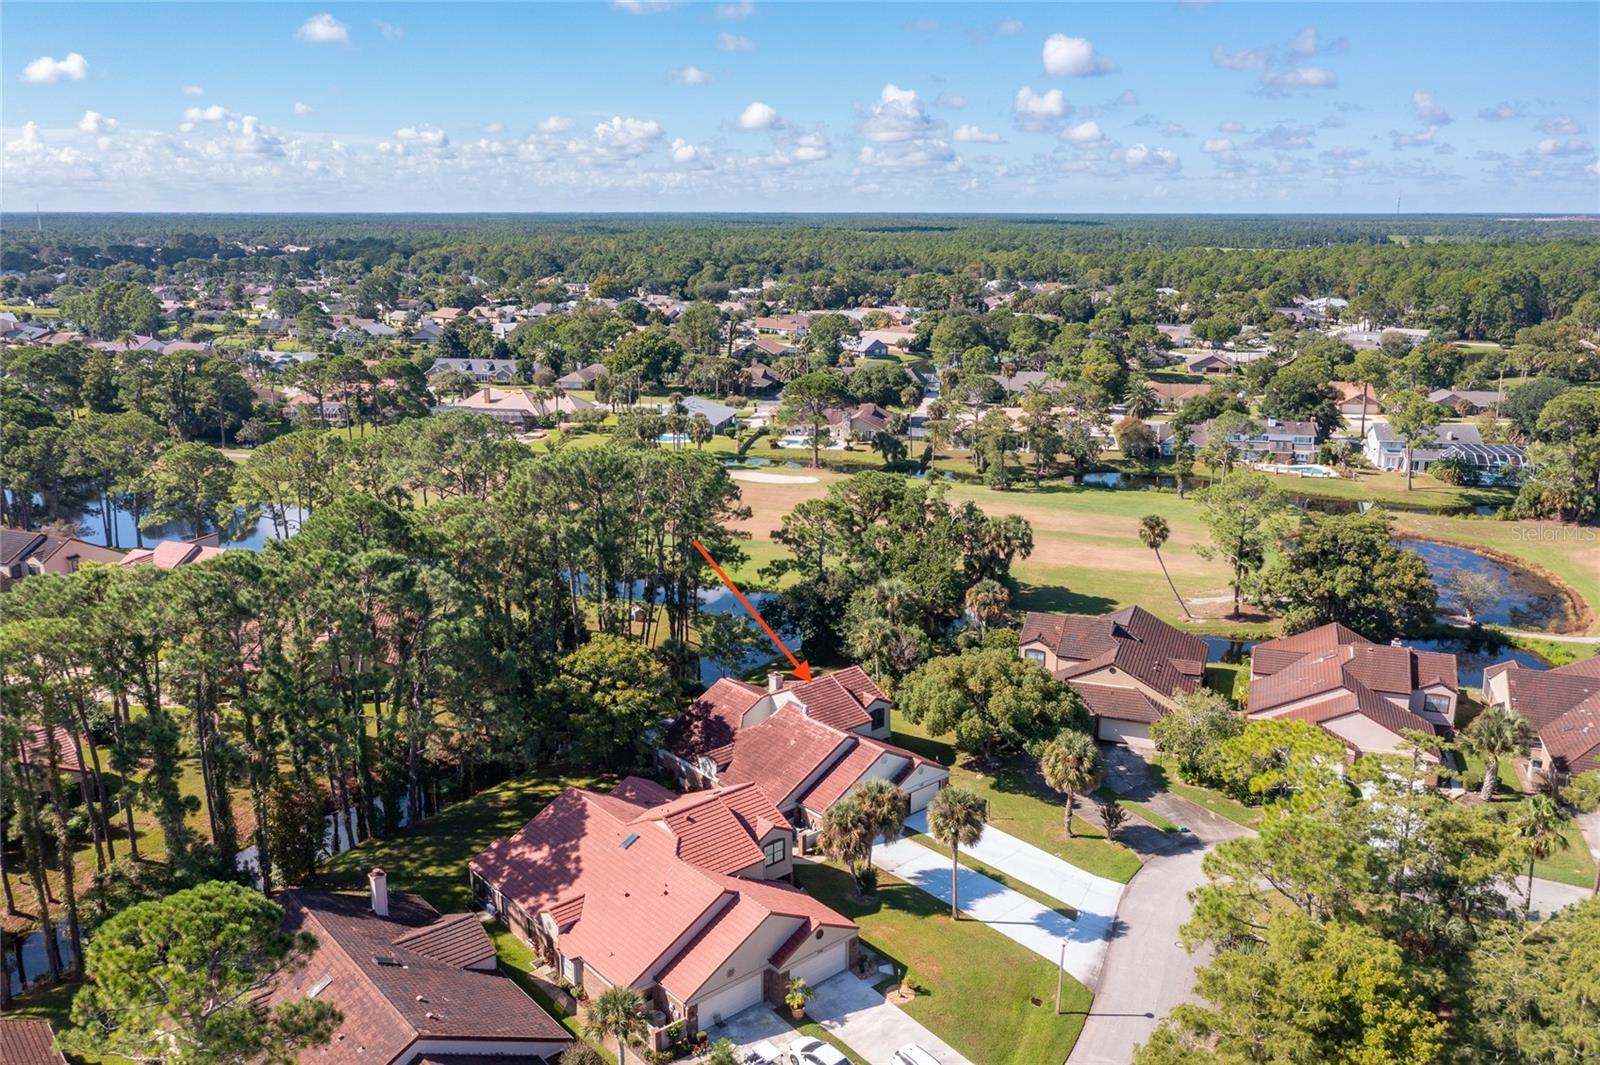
{"left": 1014, "top": 584, "right": 1118, "bottom": 616}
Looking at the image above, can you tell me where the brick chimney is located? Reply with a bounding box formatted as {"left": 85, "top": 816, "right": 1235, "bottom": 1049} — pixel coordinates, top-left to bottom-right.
{"left": 368, "top": 867, "right": 389, "bottom": 917}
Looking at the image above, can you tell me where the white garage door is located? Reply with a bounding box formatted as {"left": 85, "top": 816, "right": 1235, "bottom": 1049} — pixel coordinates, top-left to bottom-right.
{"left": 1097, "top": 718, "right": 1152, "bottom": 746}
{"left": 788, "top": 941, "right": 848, "bottom": 987}
{"left": 696, "top": 973, "right": 764, "bottom": 1026}
{"left": 905, "top": 780, "right": 942, "bottom": 813}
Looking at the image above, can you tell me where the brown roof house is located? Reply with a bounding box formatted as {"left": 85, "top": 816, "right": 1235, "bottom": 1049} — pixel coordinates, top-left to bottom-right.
{"left": 1483, "top": 655, "right": 1600, "bottom": 786}
{"left": 660, "top": 668, "right": 948, "bottom": 824}
{"left": 0, "top": 1019, "right": 67, "bottom": 1065}
{"left": 470, "top": 777, "right": 859, "bottom": 1045}
{"left": 119, "top": 533, "right": 226, "bottom": 569}
{"left": 270, "top": 873, "right": 571, "bottom": 1065}
{"left": 1247, "top": 623, "right": 1458, "bottom": 758}
{"left": 1019, "top": 607, "right": 1208, "bottom": 745}
{"left": 0, "top": 527, "right": 123, "bottom": 589}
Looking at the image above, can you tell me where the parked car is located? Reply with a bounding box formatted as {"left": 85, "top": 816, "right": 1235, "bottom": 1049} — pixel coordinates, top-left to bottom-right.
{"left": 891, "top": 1045, "right": 941, "bottom": 1065}
{"left": 788, "top": 1037, "right": 848, "bottom": 1065}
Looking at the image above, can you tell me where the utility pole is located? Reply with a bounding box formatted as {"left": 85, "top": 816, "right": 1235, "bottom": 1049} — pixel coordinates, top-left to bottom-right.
{"left": 1055, "top": 941, "right": 1066, "bottom": 1013}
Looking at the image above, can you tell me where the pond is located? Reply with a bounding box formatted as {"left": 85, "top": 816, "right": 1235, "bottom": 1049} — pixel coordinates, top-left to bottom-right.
{"left": 5, "top": 919, "right": 73, "bottom": 995}
{"left": 1408, "top": 637, "right": 1550, "bottom": 689}
{"left": 1397, "top": 537, "right": 1582, "bottom": 633}
{"left": 57, "top": 499, "right": 301, "bottom": 552}
{"left": 1202, "top": 636, "right": 1258, "bottom": 664}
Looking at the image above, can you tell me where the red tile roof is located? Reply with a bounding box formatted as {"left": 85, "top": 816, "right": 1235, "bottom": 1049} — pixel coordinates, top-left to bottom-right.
{"left": 1540, "top": 693, "right": 1600, "bottom": 777}
{"left": 274, "top": 890, "right": 569, "bottom": 1065}
{"left": 0, "top": 1020, "right": 65, "bottom": 1065}
{"left": 1072, "top": 684, "right": 1166, "bottom": 724}
{"left": 17, "top": 724, "right": 85, "bottom": 774}
{"left": 472, "top": 778, "right": 850, "bottom": 999}
{"left": 666, "top": 678, "right": 766, "bottom": 762}
{"left": 720, "top": 707, "right": 854, "bottom": 808}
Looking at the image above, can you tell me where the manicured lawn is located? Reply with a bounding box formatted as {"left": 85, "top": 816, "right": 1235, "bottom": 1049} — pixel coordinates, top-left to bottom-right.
{"left": 795, "top": 862, "right": 1090, "bottom": 1065}
{"left": 892, "top": 719, "right": 1143, "bottom": 883}
{"left": 1093, "top": 787, "right": 1181, "bottom": 833}
{"left": 1145, "top": 757, "right": 1264, "bottom": 829}
{"left": 1204, "top": 661, "right": 1249, "bottom": 702}
{"left": 317, "top": 769, "right": 608, "bottom": 908}
{"left": 491, "top": 927, "right": 616, "bottom": 1064}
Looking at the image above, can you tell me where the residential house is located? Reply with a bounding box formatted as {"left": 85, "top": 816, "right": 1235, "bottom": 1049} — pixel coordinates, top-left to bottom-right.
{"left": 0, "top": 1019, "right": 67, "bottom": 1065}
{"left": 470, "top": 776, "right": 859, "bottom": 1041}
{"left": 119, "top": 533, "right": 227, "bottom": 569}
{"left": 1018, "top": 607, "right": 1208, "bottom": 745}
{"left": 1362, "top": 422, "right": 1521, "bottom": 475}
{"left": 843, "top": 336, "right": 890, "bottom": 359}
{"left": 1247, "top": 623, "right": 1458, "bottom": 758}
{"left": 427, "top": 307, "right": 465, "bottom": 325}
{"left": 268, "top": 875, "right": 571, "bottom": 1065}
{"left": 408, "top": 321, "right": 444, "bottom": 345}
{"left": 556, "top": 363, "right": 609, "bottom": 391}
{"left": 742, "top": 361, "right": 784, "bottom": 396}
{"left": 0, "top": 527, "right": 123, "bottom": 589}
{"left": 426, "top": 357, "right": 521, "bottom": 384}
{"left": 991, "top": 371, "right": 1058, "bottom": 395}
{"left": 825, "top": 402, "right": 893, "bottom": 441}
{"left": 1184, "top": 352, "right": 1235, "bottom": 375}
{"left": 332, "top": 320, "right": 399, "bottom": 348}
{"left": 1427, "top": 388, "right": 1506, "bottom": 414}
{"left": 1331, "top": 381, "right": 1384, "bottom": 420}
{"left": 440, "top": 387, "right": 593, "bottom": 427}
{"left": 1191, "top": 417, "right": 1319, "bottom": 464}
{"left": 660, "top": 668, "right": 948, "bottom": 823}
{"left": 1148, "top": 381, "right": 1210, "bottom": 410}
{"left": 1155, "top": 323, "right": 1194, "bottom": 348}
{"left": 649, "top": 396, "right": 739, "bottom": 433}
{"left": 752, "top": 314, "right": 812, "bottom": 337}
{"left": 1482, "top": 656, "right": 1600, "bottom": 787}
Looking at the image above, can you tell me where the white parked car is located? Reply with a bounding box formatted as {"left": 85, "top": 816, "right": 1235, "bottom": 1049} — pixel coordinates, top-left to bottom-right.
{"left": 787, "top": 1037, "right": 848, "bottom": 1065}
{"left": 891, "top": 1044, "right": 941, "bottom": 1065}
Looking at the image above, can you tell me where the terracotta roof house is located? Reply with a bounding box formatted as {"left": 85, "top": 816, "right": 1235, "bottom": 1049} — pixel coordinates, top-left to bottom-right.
{"left": 1331, "top": 381, "right": 1384, "bottom": 419}
{"left": 1483, "top": 656, "right": 1600, "bottom": 786}
{"left": 1019, "top": 607, "right": 1208, "bottom": 745}
{"left": 1148, "top": 381, "right": 1210, "bottom": 410}
{"left": 1247, "top": 623, "right": 1459, "bottom": 758}
{"left": 270, "top": 876, "right": 570, "bottom": 1065}
{"left": 737, "top": 336, "right": 800, "bottom": 359}
{"left": 752, "top": 314, "right": 812, "bottom": 337}
{"left": 439, "top": 387, "right": 593, "bottom": 427}
{"left": 0, "top": 1019, "right": 66, "bottom": 1065}
{"left": 742, "top": 361, "right": 784, "bottom": 396}
{"left": 16, "top": 723, "right": 87, "bottom": 777}
{"left": 119, "top": 533, "right": 226, "bottom": 569}
{"left": 825, "top": 403, "right": 894, "bottom": 441}
{"left": 660, "top": 669, "right": 948, "bottom": 822}
{"left": 1190, "top": 417, "right": 1319, "bottom": 464}
{"left": 0, "top": 527, "right": 123, "bottom": 589}
{"left": 470, "top": 777, "right": 859, "bottom": 1042}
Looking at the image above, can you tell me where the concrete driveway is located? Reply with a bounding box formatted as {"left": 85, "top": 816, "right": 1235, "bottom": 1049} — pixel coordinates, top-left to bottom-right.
{"left": 1067, "top": 746, "right": 1251, "bottom": 1065}
{"left": 805, "top": 971, "right": 973, "bottom": 1065}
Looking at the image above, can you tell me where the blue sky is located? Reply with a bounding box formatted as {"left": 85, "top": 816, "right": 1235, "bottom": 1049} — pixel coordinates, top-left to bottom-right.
{"left": 3, "top": 1, "right": 1596, "bottom": 212}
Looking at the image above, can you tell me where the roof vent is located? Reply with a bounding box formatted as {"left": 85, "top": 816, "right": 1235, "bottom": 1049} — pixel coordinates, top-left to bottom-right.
{"left": 373, "top": 955, "right": 405, "bottom": 968}
{"left": 621, "top": 832, "right": 640, "bottom": 849}
{"left": 308, "top": 976, "right": 332, "bottom": 999}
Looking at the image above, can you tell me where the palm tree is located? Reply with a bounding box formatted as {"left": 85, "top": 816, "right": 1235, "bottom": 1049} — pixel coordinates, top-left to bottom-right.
{"left": 1138, "top": 514, "right": 1193, "bottom": 620}
{"left": 583, "top": 985, "right": 651, "bottom": 1064}
{"left": 927, "top": 786, "right": 987, "bottom": 920}
{"left": 1512, "top": 794, "right": 1571, "bottom": 912}
{"left": 1461, "top": 707, "right": 1531, "bottom": 800}
{"left": 818, "top": 778, "right": 905, "bottom": 897}
{"left": 963, "top": 579, "right": 1011, "bottom": 634}
{"left": 1039, "top": 730, "right": 1099, "bottom": 838}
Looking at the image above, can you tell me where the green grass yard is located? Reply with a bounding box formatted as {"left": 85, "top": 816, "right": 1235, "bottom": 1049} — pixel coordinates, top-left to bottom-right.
{"left": 1145, "top": 757, "right": 1264, "bottom": 830}
{"left": 795, "top": 862, "right": 1089, "bottom": 1065}
{"left": 892, "top": 718, "right": 1144, "bottom": 883}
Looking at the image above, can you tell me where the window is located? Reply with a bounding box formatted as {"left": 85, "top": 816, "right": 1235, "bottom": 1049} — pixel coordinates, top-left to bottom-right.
{"left": 763, "top": 837, "right": 787, "bottom": 866}
{"left": 1424, "top": 694, "right": 1451, "bottom": 716}
{"left": 870, "top": 703, "right": 887, "bottom": 730}
{"left": 1023, "top": 649, "right": 1045, "bottom": 663}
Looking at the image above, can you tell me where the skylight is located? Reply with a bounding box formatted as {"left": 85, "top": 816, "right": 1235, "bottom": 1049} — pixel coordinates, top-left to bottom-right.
{"left": 620, "top": 832, "right": 640, "bottom": 849}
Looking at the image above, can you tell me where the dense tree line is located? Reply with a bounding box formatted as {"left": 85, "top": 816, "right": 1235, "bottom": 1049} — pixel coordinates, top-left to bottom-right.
{"left": 0, "top": 441, "right": 749, "bottom": 993}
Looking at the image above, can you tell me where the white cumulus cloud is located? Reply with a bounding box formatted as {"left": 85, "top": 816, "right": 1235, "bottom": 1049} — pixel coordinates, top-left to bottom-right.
{"left": 538, "top": 115, "right": 573, "bottom": 134}
{"left": 77, "top": 110, "right": 117, "bottom": 133}
{"left": 21, "top": 53, "right": 89, "bottom": 83}
{"left": 718, "top": 32, "right": 753, "bottom": 51}
{"left": 716, "top": 1, "right": 754, "bottom": 17}
{"left": 183, "top": 84, "right": 205, "bottom": 97}
{"left": 674, "top": 65, "right": 709, "bottom": 85}
{"left": 296, "top": 14, "right": 350, "bottom": 46}
{"left": 1013, "top": 85, "right": 1068, "bottom": 130}
{"left": 1202, "top": 137, "right": 1234, "bottom": 153}
{"left": 1042, "top": 34, "right": 1117, "bottom": 77}
{"left": 1288, "top": 27, "right": 1319, "bottom": 55}
{"left": 1262, "top": 66, "right": 1337, "bottom": 92}
{"left": 1061, "top": 120, "right": 1103, "bottom": 144}
{"left": 293, "top": 101, "right": 314, "bottom": 116}
{"left": 1124, "top": 143, "right": 1181, "bottom": 172}
{"left": 738, "top": 101, "right": 783, "bottom": 130}
{"left": 953, "top": 124, "right": 1001, "bottom": 143}
{"left": 1210, "top": 46, "right": 1269, "bottom": 71}
{"left": 1412, "top": 90, "right": 1452, "bottom": 126}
